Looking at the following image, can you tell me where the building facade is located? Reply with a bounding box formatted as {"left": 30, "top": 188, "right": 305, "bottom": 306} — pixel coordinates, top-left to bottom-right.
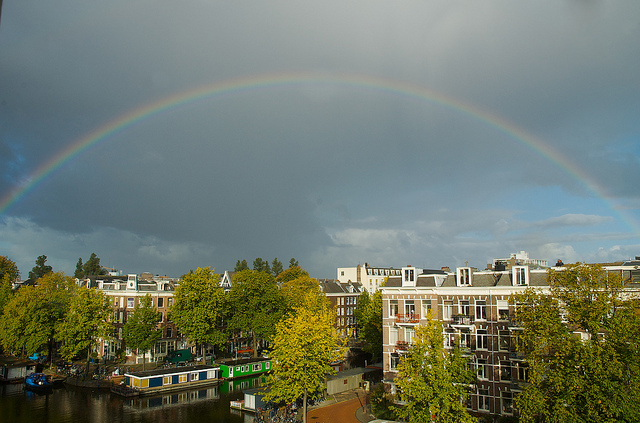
{"left": 319, "top": 279, "right": 363, "bottom": 338}
{"left": 380, "top": 259, "right": 640, "bottom": 419}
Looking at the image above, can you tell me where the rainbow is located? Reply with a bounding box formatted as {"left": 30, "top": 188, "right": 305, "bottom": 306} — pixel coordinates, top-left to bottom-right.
{"left": 0, "top": 71, "right": 638, "bottom": 235}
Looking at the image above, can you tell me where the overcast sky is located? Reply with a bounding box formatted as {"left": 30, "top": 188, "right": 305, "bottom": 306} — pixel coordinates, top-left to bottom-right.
{"left": 1, "top": 1, "right": 639, "bottom": 279}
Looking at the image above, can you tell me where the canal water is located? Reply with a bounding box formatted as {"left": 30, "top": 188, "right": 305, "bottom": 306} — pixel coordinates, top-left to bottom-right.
{"left": 0, "top": 377, "right": 258, "bottom": 423}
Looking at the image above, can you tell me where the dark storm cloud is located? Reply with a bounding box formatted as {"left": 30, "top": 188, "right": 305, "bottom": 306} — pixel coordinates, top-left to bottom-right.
{"left": 1, "top": 1, "right": 639, "bottom": 277}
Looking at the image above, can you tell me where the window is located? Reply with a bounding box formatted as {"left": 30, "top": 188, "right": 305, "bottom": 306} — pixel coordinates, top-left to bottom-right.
{"left": 179, "top": 374, "right": 188, "bottom": 383}
{"left": 499, "top": 330, "right": 511, "bottom": 351}
{"left": 390, "top": 353, "right": 400, "bottom": 370}
{"left": 501, "top": 391, "right": 513, "bottom": 415}
{"left": 475, "top": 300, "right": 487, "bottom": 320}
{"left": 405, "top": 300, "right": 415, "bottom": 317}
{"left": 497, "top": 300, "right": 510, "bottom": 321}
{"left": 476, "top": 329, "right": 488, "bottom": 350}
{"left": 478, "top": 388, "right": 490, "bottom": 411}
{"left": 168, "top": 298, "right": 173, "bottom": 307}
{"left": 500, "top": 360, "right": 512, "bottom": 381}
{"left": 513, "top": 266, "right": 529, "bottom": 286}
{"left": 476, "top": 358, "right": 488, "bottom": 380}
{"left": 443, "top": 300, "right": 454, "bottom": 320}
{"left": 460, "top": 331, "right": 471, "bottom": 349}
{"left": 127, "top": 297, "right": 135, "bottom": 308}
{"left": 405, "top": 328, "right": 415, "bottom": 345}
{"left": 340, "top": 271, "right": 344, "bottom": 276}
{"left": 157, "top": 297, "right": 164, "bottom": 308}
{"left": 389, "top": 300, "right": 399, "bottom": 317}
{"left": 422, "top": 300, "right": 432, "bottom": 318}
{"left": 515, "top": 362, "right": 529, "bottom": 382}
{"left": 443, "top": 329, "right": 455, "bottom": 348}
{"left": 253, "top": 363, "right": 261, "bottom": 372}
{"left": 167, "top": 327, "right": 173, "bottom": 338}
{"left": 457, "top": 268, "right": 471, "bottom": 286}
{"left": 389, "top": 327, "right": 398, "bottom": 345}
{"left": 459, "top": 300, "right": 470, "bottom": 316}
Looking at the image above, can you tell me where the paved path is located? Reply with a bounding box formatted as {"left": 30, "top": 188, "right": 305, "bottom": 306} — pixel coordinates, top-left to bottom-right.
{"left": 307, "top": 397, "right": 363, "bottom": 423}
{"left": 305, "top": 388, "right": 375, "bottom": 423}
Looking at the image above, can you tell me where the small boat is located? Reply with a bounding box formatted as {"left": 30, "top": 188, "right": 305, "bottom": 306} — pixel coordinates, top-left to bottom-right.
{"left": 25, "top": 373, "right": 51, "bottom": 390}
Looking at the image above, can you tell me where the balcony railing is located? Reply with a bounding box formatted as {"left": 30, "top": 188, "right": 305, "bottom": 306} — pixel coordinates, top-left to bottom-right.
{"left": 396, "top": 341, "right": 410, "bottom": 351}
{"left": 451, "top": 314, "right": 475, "bottom": 326}
{"left": 395, "top": 313, "right": 420, "bottom": 324}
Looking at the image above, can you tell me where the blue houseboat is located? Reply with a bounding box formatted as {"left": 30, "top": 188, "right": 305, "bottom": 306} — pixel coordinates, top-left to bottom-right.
{"left": 123, "top": 365, "right": 219, "bottom": 395}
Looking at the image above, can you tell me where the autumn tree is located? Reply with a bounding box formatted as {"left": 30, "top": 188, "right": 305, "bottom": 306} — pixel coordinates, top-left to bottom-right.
{"left": 228, "top": 269, "right": 285, "bottom": 357}
{"left": 170, "top": 267, "right": 227, "bottom": 359}
{"left": 264, "top": 292, "right": 344, "bottom": 423}
{"left": 354, "top": 290, "right": 383, "bottom": 362}
{"left": 29, "top": 254, "right": 52, "bottom": 280}
{"left": 275, "top": 266, "right": 310, "bottom": 285}
{"left": 393, "top": 314, "right": 476, "bottom": 423}
{"left": 56, "top": 286, "right": 113, "bottom": 374}
{"left": 514, "top": 263, "right": 640, "bottom": 422}
{"left": 280, "top": 274, "right": 322, "bottom": 311}
{"left": 123, "top": 294, "right": 161, "bottom": 370}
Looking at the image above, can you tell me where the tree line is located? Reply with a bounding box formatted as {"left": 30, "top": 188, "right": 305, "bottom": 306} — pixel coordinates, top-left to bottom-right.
{"left": 0, "top": 254, "right": 343, "bottom": 423}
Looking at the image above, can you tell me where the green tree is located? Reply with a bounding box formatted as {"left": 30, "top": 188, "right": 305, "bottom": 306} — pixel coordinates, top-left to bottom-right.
{"left": 0, "top": 255, "right": 19, "bottom": 283}
{"left": 393, "top": 314, "right": 476, "bottom": 423}
{"left": 170, "top": 267, "right": 227, "bottom": 360}
{"left": 354, "top": 290, "right": 383, "bottom": 362}
{"left": 252, "top": 257, "right": 271, "bottom": 274}
{"left": 0, "top": 256, "right": 19, "bottom": 315}
{"left": 29, "top": 254, "right": 52, "bottom": 280}
{"left": 514, "top": 263, "right": 640, "bottom": 422}
{"left": 264, "top": 293, "right": 344, "bottom": 423}
{"left": 234, "top": 259, "right": 249, "bottom": 272}
{"left": 271, "top": 257, "right": 284, "bottom": 277}
{"left": 56, "top": 286, "right": 114, "bottom": 374}
{"left": 1, "top": 272, "right": 74, "bottom": 359}
{"left": 123, "top": 294, "right": 161, "bottom": 370}
{"left": 228, "top": 269, "right": 285, "bottom": 357}
{"left": 74, "top": 258, "right": 84, "bottom": 278}
{"left": 83, "top": 252, "right": 106, "bottom": 276}
{"left": 288, "top": 258, "right": 299, "bottom": 268}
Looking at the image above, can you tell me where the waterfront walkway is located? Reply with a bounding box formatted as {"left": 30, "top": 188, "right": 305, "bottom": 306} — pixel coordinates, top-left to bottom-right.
{"left": 307, "top": 388, "right": 376, "bottom": 423}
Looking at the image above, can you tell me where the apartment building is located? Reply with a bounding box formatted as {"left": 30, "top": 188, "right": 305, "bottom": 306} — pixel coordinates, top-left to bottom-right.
{"left": 319, "top": 279, "right": 363, "bottom": 338}
{"left": 337, "top": 263, "right": 402, "bottom": 293}
{"left": 89, "top": 273, "right": 185, "bottom": 363}
{"left": 380, "top": 259, "right": 640, "bottom": 419}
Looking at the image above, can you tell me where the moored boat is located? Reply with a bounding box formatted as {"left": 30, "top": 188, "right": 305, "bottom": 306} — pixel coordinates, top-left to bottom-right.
{"left": 25, "top": 373, "right": 51, "bottom": 391}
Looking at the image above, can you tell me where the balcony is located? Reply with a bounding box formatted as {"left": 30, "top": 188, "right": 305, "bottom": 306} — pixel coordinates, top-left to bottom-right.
{"left": 450, "top": 314, "right": 475, "bottom": 329}
{"left": 396, "top": 341, "right": 410, "bottom": 351}
{"left": 395, "top": 313, "right": 420, "bottom": 325}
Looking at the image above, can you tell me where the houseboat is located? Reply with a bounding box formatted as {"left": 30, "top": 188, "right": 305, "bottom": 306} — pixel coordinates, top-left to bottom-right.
{"left": 218, "top": 357, "right": 271, "bottom": 380}
{"left": 120, "top": 365, "right": 219, "bottom": 395}
{"left": 0, "top": 356, "right": 36, "bottom": 383}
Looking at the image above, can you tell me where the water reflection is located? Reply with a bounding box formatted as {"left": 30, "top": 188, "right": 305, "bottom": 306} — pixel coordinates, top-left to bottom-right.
{"left": 0, "top": 377, "right": 259, "bottom": 423}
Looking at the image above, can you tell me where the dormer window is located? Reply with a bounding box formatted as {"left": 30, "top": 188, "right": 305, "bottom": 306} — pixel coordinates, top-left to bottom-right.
{"left": 457, "top": 268, "right": 472, "bottom": 286}
{"left": 513, "top": 266, "right": 529, "bottom": 286}
{"left": 402, "top": 267, "right": 416, "bottom": 287}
